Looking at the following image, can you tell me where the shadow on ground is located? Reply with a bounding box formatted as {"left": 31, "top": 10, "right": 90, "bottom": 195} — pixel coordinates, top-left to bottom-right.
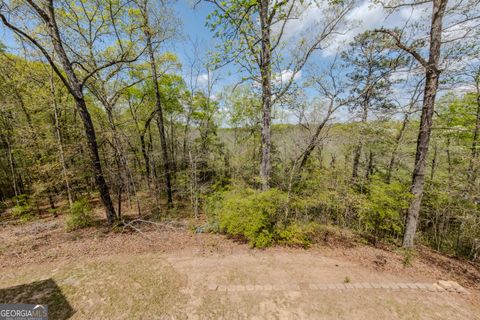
{"left": 0, "top": 278, "right": 74, "bottom": 320}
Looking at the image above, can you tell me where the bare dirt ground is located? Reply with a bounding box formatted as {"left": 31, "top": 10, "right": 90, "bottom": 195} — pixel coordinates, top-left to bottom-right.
{"left": 1, "top": 210, "right": 480, "bottom": 319}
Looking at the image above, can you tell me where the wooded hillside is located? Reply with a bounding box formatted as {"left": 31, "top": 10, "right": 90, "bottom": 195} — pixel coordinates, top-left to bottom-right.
{"left": 0, "top": 0, "right": 479, "bottom": 260}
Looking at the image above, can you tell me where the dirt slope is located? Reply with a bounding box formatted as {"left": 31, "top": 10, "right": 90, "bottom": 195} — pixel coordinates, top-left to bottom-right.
{"left": 0, "top": 215, "right": 479, "bottom": 319}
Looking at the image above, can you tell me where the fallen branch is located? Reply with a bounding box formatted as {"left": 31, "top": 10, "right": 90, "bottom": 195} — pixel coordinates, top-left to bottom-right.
{"left": 121, "top": 219, "right": 154, "bottom": 241}
{"left": 120, "top": 218, "right": 186, "bottom": 240}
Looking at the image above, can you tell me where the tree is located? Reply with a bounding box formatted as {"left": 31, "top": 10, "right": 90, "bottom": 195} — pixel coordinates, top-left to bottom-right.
{"left": 0, "top": 0, "right": 141, "bottom": 224}
{"left": 464, "top": 64, "right": 480, "bottom": 184}
{"left": 52, "top": 0, "right": 146, "bottom": 217}
{"left": 385, "top": 79, "right": 423, "bottom": 184}
{"left": 342, "top": 31, "right": 403, "bottom": 180}
{"left": 290, "top": 58, "right": 348, "bottom": 178}
{"left": 375, "top": 0, "right": 480, "bottom": 247}
{"left": 205, "top": 0, "right": 353, "bottom": 189}
{"left": 136, "top": 0, "right": 178, "bottom": 207}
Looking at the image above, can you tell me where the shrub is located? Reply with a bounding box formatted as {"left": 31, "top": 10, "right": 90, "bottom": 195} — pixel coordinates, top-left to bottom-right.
{"left": 205, "top": 187, "right": 321, "bottom": 248}
{"left": 290, "top": 168, "right": 367, "bottom": 227}
{"left": 359, "top": 178, "right": 411, "bottom": 245}
{"left": 205, "top": 187, "right": 288, "bottom": 248}
{"left": 65, "top": 198, "right": 93, "bottom": 231}
{"left": 277, "top": 222, "right": 318, "bottom": 248}
{"left": 11, "top": 194, "right": 33, "bottom": 222}
{"left": 0, "top": 200, "right": 7, "bottom": 212}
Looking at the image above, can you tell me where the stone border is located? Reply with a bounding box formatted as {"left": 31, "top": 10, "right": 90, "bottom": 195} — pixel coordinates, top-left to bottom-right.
{"left": 207, "top": 281, "right": 468, "bottom": 294}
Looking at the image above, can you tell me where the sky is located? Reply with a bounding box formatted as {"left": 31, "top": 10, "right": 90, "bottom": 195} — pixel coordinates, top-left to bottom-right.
{"left": 0, "top": 0, "right": 430, "bottom": 125}
{"left": 169, "top": 0, "right": 432, "bottom": 93}
{"left": 1, "top": 0, "right": 431, "bottom": 84}
{"left": 169, "top": 0, "right": 432, "bottom": 124}
{"left": 1, "top": 0, "right": 476, "bottom": 124}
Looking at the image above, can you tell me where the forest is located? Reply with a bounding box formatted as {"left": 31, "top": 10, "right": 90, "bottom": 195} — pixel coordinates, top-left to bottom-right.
{"left": 0, "top": 0, "right": 479, "bottom": 264}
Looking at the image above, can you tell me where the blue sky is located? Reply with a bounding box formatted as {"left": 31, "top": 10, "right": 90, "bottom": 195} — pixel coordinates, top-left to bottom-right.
{"left": 1, "top": 0, "right": 429, "bottom": 82}
{"left": 169, "top": 1, "right": 431, "bottom": 85}
{"left": 174, "top": 1, "right": 212, "bottom": 44}
{"left": 0, "top": 0, "right": 429, "bottom": 125}
{"left": 4, "top": 0, "right": 472, "bottom": 124}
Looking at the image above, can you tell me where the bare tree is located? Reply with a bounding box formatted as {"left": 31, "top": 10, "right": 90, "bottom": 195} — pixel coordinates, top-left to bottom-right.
{"left": 385, "top": 78, "right": 423, "bottom": 184}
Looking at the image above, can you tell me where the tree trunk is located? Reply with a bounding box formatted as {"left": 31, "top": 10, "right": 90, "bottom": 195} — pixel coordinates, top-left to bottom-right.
{"left": 402, "top": 0, "right": 447, "bottom": 248}
{"left": 6, "top": 137, "right": 18, "bottom": 199}
{"left": 50, "top": 70, "right": 73, "bottom": 207}
{"left": 10, "top": 1, "right": 119, "bottom": 223}
{"left": 76, "top": 98, "right": 117, "bottom": 223}
{"left": 468, "top": 79, "right": 480, "bottom": 183}
{"left": 140, "top": 133, "right": 151, "bottom": 188}
{"left": 386, "top": 113, "right": 409, "bottom": 183}
{"left": 259, "top": 0, "right": 273, "bottom": 190}
{"left": 446, "top": 137, "right": 453, "bottom": 178}
{"left": 430, "top": 141, "right": 438, "bottom": 182}
{"left": 365, "top": 150, "right": 374, "bottom": 179}
{"left": 351, "top": 145, "right": 362, "bottom": 180}
{"left": 144, "top": 31, "right": 173, "bottom": 207}
{"left": 298, "top": 117, "right": 330, "bottom": 170}
{"left": 352, "top": 99, "right": 369, "bottom": 180}
{"left": 129, "top": 101, "right": 152, "bottom": 189}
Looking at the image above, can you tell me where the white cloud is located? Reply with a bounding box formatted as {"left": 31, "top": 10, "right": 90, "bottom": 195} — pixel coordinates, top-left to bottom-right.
{"left": 197, "top": 73, "right": 209, "bottom": 85}
{"left": 322, "top": 1, "right": 385, "bottom": 56}
{"left": 274, "top": 69, "right": 302, "bottom": 85}
{"left": 273, "top": 2, "right": 327, "bottom": 40}
{"left": 284, "top": 0, "right": 430, "bottom": 57}
{"left": 453, "top": 84, "right": 476, "bottom": 93}
{"left": 399, "top": 6, "right": 427, "bottom": 21}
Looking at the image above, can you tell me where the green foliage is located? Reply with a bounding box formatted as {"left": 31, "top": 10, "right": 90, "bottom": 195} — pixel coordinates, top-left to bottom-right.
{"left": 289, "top": 168, "right": 367, "bottom": 227}
{"left": 205, "top": 178, "right": 354, "bottom": 249}
{"left": 276, "top": 222, "right": 318, "bottom": 248}
{"left": 206, "top": 187, "right": 287, "bottom": 248}
{"left": 0, "top": 1, "right": 478, "bottom": 266}
{"left": 422, "top": 184, "right": 479, "bottom": 256}
{"left": 0, "top": 201, "right": 6, "bottom": 213}
{"left": 11, "top": 194, "right": 33, "bottom": 222}
{"left": 65, "top": 198, "right": 93, "bottom": 231}
{"left": 359, "top": 178, "right": 411, "bottom": 244}
{"left": 206, "top": 186, "right": 322, "bottom": 248}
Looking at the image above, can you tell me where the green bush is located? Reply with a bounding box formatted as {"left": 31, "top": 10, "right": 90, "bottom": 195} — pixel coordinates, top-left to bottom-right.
{"left": 206, "top": 187, "right": 287, "bottom": 248}
{"left": 0, "top": 200, "right": 7, "bottom": 212}
{"left": 290, "top": 168, "right": 367, "bottom": 227}
{"left": 65, "top": 198, "right": 93, "bottom": 231}
{"left": 359, "top": 178, "right": 411, "bottom": 244}
{"left": 11, "top": 194, "right": 33, "bottom": 222}
{"left": 205, "top": 187, "right": 320, "bottom": 248}
{"left": 277, "top": 222, "right": 318, "bottom": 248}
{"left": 422, "top": 185, "right": 479, "bottom": 256}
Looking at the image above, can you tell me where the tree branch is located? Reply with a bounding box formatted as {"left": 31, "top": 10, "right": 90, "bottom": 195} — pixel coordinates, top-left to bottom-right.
{"left": 0, "top": 13, "right": 75, "bottom": 97}
{"left": 374, "top": 28, "right": 429, "bottom": 68}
